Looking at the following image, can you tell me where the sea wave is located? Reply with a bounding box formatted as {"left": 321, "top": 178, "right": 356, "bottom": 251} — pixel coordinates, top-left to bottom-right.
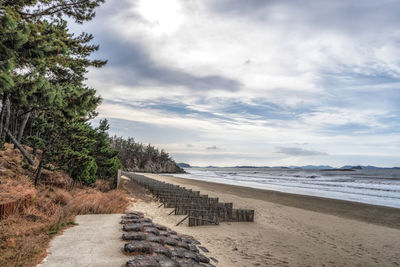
{"left": 169, "top": 167, "right": 400, "bottom": 208}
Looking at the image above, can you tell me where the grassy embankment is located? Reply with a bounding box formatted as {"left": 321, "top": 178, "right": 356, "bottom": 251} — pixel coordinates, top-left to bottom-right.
{"left": 0, "top": 144, "right": 129, "bottom": 266}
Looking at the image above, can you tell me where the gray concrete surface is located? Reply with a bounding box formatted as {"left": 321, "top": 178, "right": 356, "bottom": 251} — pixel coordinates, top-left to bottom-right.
{"left": 38, "top": 214, "right": 129, "bottom": 267}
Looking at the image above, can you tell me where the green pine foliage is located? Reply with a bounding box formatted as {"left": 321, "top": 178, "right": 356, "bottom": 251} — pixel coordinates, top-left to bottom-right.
{"left": 110, "top": 136, "right": 184, "bottom": 174}
{"left": 65, "top": 149, "right": 98, "bottom": 185}
{"left": 0, "top": 1, "right": 181, "bottom": 185}
{"left": 0, "top": 0, "right": 119, "bottom": 185}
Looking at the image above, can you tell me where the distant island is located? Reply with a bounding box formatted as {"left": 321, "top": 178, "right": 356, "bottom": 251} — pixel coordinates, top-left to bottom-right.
{"left": 177, "top": 163, "right": 191, "bottom": 168}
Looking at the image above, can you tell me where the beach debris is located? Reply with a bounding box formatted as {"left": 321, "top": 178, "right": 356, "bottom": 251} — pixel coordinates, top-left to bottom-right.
{"left": 121, "top": 211, "right": 216, "bottom": 267}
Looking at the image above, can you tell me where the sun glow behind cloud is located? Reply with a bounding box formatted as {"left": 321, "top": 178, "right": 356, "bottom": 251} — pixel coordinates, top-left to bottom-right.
{"left": 136, "top": 0, "right": 184, "bottom": 35}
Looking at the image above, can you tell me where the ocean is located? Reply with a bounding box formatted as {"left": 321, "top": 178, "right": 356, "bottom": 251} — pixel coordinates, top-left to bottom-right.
{"left": 169, "top": 167, "right": 400, "bottom": 209}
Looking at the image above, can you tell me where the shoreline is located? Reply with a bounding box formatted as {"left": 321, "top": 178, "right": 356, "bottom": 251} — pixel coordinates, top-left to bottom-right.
{"left": 128, "top": 172, "right": 400, "bottom": 266}
{"left": 164, "top": 173, "right": 400, "bottom": 229}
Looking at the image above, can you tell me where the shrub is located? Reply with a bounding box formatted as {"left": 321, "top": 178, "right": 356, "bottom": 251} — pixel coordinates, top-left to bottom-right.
{"left": 67, "top": 151, "right": 98, "bottom": 185}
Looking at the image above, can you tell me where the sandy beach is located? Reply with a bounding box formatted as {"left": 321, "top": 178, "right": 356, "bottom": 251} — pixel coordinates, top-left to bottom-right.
{"left": 127, "top": 173, "right": 400, "bottom": 267}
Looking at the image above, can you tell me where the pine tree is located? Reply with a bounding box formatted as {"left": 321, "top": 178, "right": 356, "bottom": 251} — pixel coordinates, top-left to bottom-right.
{"left": 0, "top": 0, "right": 120, "bottom": 185}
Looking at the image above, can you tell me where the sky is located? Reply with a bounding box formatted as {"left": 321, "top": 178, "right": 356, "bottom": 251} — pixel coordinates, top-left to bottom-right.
{"left": 75, "top": 0, "right": 399, "bottom": 167}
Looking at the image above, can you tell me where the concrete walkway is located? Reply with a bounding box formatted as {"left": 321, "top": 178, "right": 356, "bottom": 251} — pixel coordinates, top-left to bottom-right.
{"left": 38, "top": 214, "right": 129, "bottom": 267}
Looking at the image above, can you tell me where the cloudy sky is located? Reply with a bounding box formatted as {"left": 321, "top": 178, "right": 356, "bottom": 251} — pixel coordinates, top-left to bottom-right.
{"left": 77, "top": 0, "right": 399, "bottom": 167}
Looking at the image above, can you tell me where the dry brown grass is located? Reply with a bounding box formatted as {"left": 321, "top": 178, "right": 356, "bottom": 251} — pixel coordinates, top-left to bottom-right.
{"left": 0, "top": 186, "right": 128, "bottom": 267}
{"left": 0, "top": 144, "right": 36, "bottom": 204}
{"left": 0, "top": 186, "right": 75, "bottom": 267}
{"left": 92, "top": 178, "right": 115, "bottom": 192}
{"left": 0, "top": 144, "right": 128, "bottom": 267}
{"left": 68, "top": 188, "right": 128, "bottom": 214}
{"left": 40, "top": 170, "right": 73, "bottom": 189}
{"left": 0, "top": 178, "right": 35, "bottom": 204}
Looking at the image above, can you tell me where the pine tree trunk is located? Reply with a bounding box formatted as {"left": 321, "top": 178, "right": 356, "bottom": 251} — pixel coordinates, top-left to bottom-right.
{"left": 34, "top": 157, "right": 44, "bottom": 186}
{"left": 0, "top": 93, "right": 8, "bottom": 137}
{"left": 5, "top": 128, "right": 36, "bottom": 166}
{"left": 16, "top": 111, "right": 30, "bottom": 143}
{"left": 3, "top": 93, "right": 11, "bottom": 139}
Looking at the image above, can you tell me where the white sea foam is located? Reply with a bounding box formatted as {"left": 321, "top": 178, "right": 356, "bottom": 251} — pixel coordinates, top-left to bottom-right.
{"left": 168, "top": 168, "right": 400, "bottom": 208}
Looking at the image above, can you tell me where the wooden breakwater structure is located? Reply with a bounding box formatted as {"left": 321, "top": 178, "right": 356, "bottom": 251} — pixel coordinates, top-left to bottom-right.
{"left": 123, "top": 172, "right": 254, "bottom": 227}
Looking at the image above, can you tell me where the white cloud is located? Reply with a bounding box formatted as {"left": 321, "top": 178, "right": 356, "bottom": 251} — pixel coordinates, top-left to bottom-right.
{"left": 79, "top": 0, "right": 400, "bottom": 166}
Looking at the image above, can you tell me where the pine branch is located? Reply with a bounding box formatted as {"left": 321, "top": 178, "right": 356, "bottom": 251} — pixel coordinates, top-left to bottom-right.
{"left": 18, "top": 0, "right": 99, "bottom": 21}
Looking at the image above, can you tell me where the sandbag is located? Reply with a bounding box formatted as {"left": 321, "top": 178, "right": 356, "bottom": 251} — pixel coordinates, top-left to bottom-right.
{"left": 163, "top": 237, "right": 178, "bottom": 246}
{"left": 121, "top": 218, "right": 152, "bottom": 224}
{"left": 146, "top": 234, "right": 165, "bottom": 244}
{"left": 196, "top": 253, "right": 210, "bottom": 263}
{"left": 172, "top": 247, "right": 198, "bottom": 262}
{"left": 154, "top": 223, "right": 167, "bottom": 230}
{"left": 123, "top": 222, "right": 153, "bottom": 232}
{"left": 124, "top": 241, "right": 153, "bottom": 254}
{"left": 126, "top": 254, "right": 178, "bottom": 267}
{"left": 122, "top": 232, "right": 147, "bottom": 241}
{"left": 144, "top": 227, "right": 160, "bottom": 236}
{"left": 188, "top": 244, "right": 199, "bottom": 253}
{"left": 150, "top": 242, "right": 173, "bottom": 258}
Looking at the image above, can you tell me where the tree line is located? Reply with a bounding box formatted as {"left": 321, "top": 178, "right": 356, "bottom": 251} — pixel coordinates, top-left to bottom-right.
{"left": 110, "top": 136, "right": 184, "bottom": 173}
{"left": 0, "top": 1, "right": 182, "bottom": 185}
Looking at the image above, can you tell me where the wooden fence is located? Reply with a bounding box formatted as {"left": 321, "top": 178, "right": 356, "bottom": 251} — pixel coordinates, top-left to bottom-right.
{"left": 123, "top": 172, "right": 254, "bottom": 227}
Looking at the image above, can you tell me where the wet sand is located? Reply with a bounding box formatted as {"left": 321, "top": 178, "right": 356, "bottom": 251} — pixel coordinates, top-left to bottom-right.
{"left": 128, "top": 173, "right": 400, "bottom": 267}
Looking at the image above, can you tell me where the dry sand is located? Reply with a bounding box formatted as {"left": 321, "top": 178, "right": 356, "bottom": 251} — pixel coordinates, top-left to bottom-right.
{"left": 127, "top": 173, "right": 400, "bottom": 267}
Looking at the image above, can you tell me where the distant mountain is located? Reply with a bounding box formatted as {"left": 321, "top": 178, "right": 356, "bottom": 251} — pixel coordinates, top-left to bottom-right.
{"left": 177, "top": 163, "right": 191, "bottom": 168}
{"left": 340, "top": 165, "right": 399, "bottom": 170}
{"left": 289, "top": 165, "right": 333, "bottom": 170}
{"left": 341, "top": 165, "right": 362, "bottom": 170}
{"left": 271, "top": 166, "right": 290, "bottom": 169}
{"left": 234, "top": 166, "right": 270, "bottom": 168}
{"left": 361, "top": 165, "right": 384, "bottom": 170}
